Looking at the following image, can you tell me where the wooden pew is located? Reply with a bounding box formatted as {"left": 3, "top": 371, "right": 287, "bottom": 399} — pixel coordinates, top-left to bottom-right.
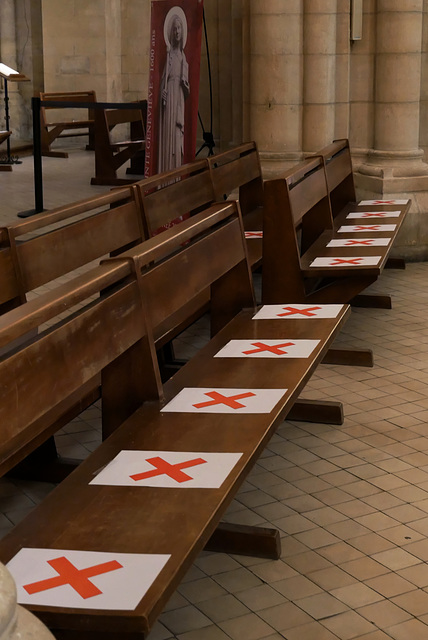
{"left": 134, "top": 159, "right": 345, "bottom": 425}
{"left": 0, "top": 201, "right": 350, "bottom": 639}
{"left": 90, "top": 103, "right": 147, "bottom": 186}
{"left": 0, "top": 187, "right": 145, "bottom": 476}
{"left": 312, "top": 138, "right": 407, "bottom": 276}
{"left": 40, "top": 91, "right": 96, "bottom": 158}
{"left": 207, "top": 141, "right": 264, "bottom": 270}
{"left": 261, "top": 155, "right": 410, "bottom": 330}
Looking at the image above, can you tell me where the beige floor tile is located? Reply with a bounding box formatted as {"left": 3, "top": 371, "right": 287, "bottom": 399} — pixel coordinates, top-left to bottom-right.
{"left": 295, "top": 592, "right": 349, "bottom": 620}
{"left": 379, "top": 523, "right": 424, "bottom": 545}
{"left": 196, "top": 595, "right": 250, "bottom": 623}
{"left": 355, "top": 512, "right": 400, "bottom": 532}
{"left": 391, "top": 588, "right": 428, "bottom": 616}
{"left": 357, "top": 600, "right": 411, "bottom": 627}
{"left": 339, "top": 557, "right": 389, "bottom": 581}
{"left": 218, "top": 613, "right": 275, "bottom": 640}
{"left": 386, "top": 618, "right": 428, "bottom": 640}
{"left": 273, "top": 574, "right": 322, "bottom": 600}
{"left": 257, "top": 601, "right": 313, "bottom": 631}
{"left": 317, "top": 541, "right": 364, "bottom": 564}
{"left": 371, "top": 547, "right": 421, "bottom": 571}
{"left": 331, "top": 582, "right": 384, "bottom": 608}
{"left": 365, "top": 572, "right": 417, "bottom": 598}
{"left": 321, "top": 610, "right": 376, "bottom": 639}
{"left": 307, "top": 566, "right": 357, "bottom": 590}
{"left": 284, "top": 621, "right": 340, "bottom": 640}
{"left": 347, "top": 533, "right": 395, "bottom": 555}
{"left": 234, "top": 584, "right": 287, "bottom": 612}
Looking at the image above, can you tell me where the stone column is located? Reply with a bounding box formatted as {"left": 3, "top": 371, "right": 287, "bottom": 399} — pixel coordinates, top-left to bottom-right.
{"left": 247, "top": 0, "right": 303, "bottom": 174}
{"left": 302, "top": 0, "right": 338, "bottom": 153}
{"left": 356, "top": 0, "right": 428, "bottom": 259}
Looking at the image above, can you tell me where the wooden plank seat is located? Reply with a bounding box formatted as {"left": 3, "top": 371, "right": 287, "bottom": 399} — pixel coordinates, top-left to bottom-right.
{"left": 312, "top": 138, "right": 407, "bottom": 279}
{"left": 40, "top": 91, "right": 97, "bottom": 158}
{"left": 90, "top": 103, "right": 147, "bottom": 186}
{"left": 0, "top": 201, "right": 350, "bottom": 639}
{"left": 208, "top": 141, "right": 264, "bottom": 270}
{"left": 261, "top": 155, "right": 410, "bottom": 365}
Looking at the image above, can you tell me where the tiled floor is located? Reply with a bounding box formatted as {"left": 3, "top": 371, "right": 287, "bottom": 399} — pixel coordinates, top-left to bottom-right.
{"left": 2, "top": 146, "right": 428, "bottom": 639}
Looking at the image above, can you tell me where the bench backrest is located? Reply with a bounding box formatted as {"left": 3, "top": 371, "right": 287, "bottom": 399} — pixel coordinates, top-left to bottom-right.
{"left": 208, "top": 141, "right": 264, "bottom": 217}
{"left": 39, "top": 90, "right": 96, "bottom": 125}
{"left": 311, "top": 138, "right": 356, "bottom": 217}
{"left": 134, "top": 159, "right": 214, "bottom": 236}
{"left": 261, "top": 156, "right": 333, "bottom": 303}
{"left": 0, "top": 187, "right": 145, "bottom": 313}
{"left": 0, "top": 201, "right": 253, "bottom": 473}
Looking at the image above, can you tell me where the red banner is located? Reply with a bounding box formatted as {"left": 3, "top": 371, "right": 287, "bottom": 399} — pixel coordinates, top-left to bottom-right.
{"left": 145, "top": 0, "right": 204, "bottom": 177}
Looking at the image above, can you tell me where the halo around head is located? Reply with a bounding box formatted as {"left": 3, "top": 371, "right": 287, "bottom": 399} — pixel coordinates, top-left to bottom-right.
{"left": 164, "top": 6, "right": 188, "bottom": 49}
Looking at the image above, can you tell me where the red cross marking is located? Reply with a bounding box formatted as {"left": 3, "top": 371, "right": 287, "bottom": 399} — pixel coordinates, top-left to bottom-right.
{"left": 371, "top": 200, "right": 395, "bottom": 204}
{"left": 245, "top": 232, "right": 263, "bottom": 237}
{"left": 360, "top": 212, "right": 387, "bottom": 217}
{"left": 130, "top": 456, "right": 207, "bottom": 483}
{"left": 243, "top": 341, "right": 295, "bottom": 355}
{"left": 345, "top": 240, "right": 373, "bottom": 246}
{"left": 193, "top": 391, "right": 255, "bottom": 409}
{"left": 23, "top": 556, "right": 123, "bottom": 599}
{"left": 330, "top": 258, "right": 363, "bottom": 265}
{"left": 277, "top": 306, "right": 321, "bottom": 317}
{"left": 355, "top": 225, "right": 381, "bottom": 231}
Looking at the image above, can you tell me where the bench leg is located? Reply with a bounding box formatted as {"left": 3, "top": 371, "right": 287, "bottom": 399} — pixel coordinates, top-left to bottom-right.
{"left": 322, "top": 347, "right": 374, "bottom": 367}
{"left": 351, "top": 294, "right": 392, "bottom": 309}
{"left": 205, "top": 522, "right": 281, "bottom": 559}
{"left": 7, "top": 437, "right": 80, "bottom": 483}
{"left": 385, "top": 257, "right": 406, "bottom": 270}
{"left": 288, "top": 399, "right": 343, "bottom": 425}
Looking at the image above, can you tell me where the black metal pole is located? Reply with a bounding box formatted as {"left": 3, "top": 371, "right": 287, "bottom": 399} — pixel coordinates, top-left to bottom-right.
{"left": 17, "top": 96, "right": 44, "bottom": 217}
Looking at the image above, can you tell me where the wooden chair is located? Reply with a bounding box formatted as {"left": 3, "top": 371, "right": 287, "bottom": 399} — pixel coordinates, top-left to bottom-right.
{"left": 90, "top": 103, "right": 147, "bottom": 186}
{"left": 39, "top": 90, "right": 96, "bottom": 158}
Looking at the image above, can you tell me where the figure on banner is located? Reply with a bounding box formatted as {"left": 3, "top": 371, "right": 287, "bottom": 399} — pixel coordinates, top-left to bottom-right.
{"left": 158, "top": 7, "right": 190, "bottom": 173}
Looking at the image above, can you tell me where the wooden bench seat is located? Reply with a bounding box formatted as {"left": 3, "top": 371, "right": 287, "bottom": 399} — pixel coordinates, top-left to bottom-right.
{"left": 91, "top": 103, "right": 147, "bottom": 186}
{"left": 0, "top": 130, "right": 12, "bottom": 172}
{"left": 0, "top": 201, "right": 350, "bottom": 639}
{"left": 40, "top": 91, "right": 96, "bottom": 158}
{"left": 261, "top": 154, "right": 410, "bottom": 316}
{"left": 312, "top": 137, "right": 407, "bottom": 277}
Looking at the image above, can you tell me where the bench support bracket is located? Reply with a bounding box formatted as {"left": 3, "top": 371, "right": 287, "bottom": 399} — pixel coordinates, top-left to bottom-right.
{"left": 351, "top": 294, "right": 392, "bottom": 309}
{"left": 288, "top": 399, "right": 343, "bottom": 425}
{"left": 322, "top": 347, "right": 374, "bottom": 368}
{"left": 204, "top": 522, "right": 281, "bottom": 559}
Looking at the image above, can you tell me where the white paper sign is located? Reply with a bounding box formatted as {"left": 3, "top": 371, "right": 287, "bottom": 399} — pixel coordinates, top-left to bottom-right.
{"left": 338, "top": 224, "right": 396, "bottom": 233}
{"left": 8, "top": 548, "right": 170, "bottom": 611}
{"left": 90, "top": 450, "right": 243, "bottom": 488}
{"left": 327, "top": 238, "right": 391, "bottom": 248}
{"left": 214, "top": 339, "right": 320, "bottom": 358}
{"left": 245, "top": 231, "right": 263, "bottom": 239}
{"left": 253, "top": 304, "right": 344, "bottom": 319}
{"left": 162, "top": 387, "right": 287, "bottom": 414}
{"left": 346, "top": 211, "right": 401, "bottom": 219}
{"left": 358, "top": 199, "right": 408, "bottom": 206}
{"left": 310, "top": 256, "right": 381, "bottom": 268}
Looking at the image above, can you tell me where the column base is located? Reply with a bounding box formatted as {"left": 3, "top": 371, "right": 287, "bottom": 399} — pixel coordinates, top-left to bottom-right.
{"left": 355, "top": 159, "right": 428, "bottom": 262}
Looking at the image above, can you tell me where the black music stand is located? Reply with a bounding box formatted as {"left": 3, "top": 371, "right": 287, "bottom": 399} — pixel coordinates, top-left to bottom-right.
{"left": 0, "top": 63, "right": 30, "bottom": 169}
